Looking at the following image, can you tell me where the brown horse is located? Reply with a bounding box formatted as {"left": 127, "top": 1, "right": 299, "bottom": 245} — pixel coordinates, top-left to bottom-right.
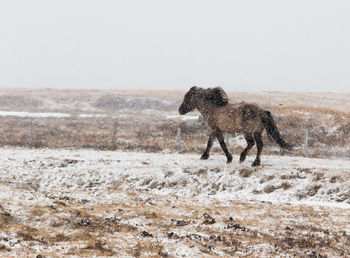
{"left": 179, "top": 86, "right": 292, "bottom": 166}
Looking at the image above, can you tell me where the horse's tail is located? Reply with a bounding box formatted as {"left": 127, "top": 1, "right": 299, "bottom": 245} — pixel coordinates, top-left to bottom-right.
{"left": 262, "top": 110, "right": 293, "bottom": 151}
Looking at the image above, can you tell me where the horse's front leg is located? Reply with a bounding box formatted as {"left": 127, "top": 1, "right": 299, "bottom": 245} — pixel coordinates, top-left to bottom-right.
{"left": 200, "top": 133, "right": 214, "bottom": 160}
{"left": 216, "top": 131, "right": 233, "bottom": 163}
{"left": 252, "top": 132, "right": 263, "bottom": 166}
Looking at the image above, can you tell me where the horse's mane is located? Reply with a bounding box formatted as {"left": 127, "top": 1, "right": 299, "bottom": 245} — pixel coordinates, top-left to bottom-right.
{"left": 203, "top": 87, "right": 229, "bottom": 106}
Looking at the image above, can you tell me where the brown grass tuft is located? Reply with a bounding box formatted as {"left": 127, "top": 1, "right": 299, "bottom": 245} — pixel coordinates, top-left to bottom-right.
{"left": 239, "top": 168, "right": 254, "bottom": 178}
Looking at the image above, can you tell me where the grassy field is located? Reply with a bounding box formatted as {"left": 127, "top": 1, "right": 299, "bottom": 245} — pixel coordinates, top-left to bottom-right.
{"left": 0, "top": 88, "right": 349, "bottom": 159}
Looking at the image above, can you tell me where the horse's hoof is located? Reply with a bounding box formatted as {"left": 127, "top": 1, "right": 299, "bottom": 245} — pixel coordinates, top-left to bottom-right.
{"left": 227, "top": 156, "right": 233, "bottom": 163}
{"left": 200, "top": 154, "right": 209, "bottom": 160}
{"left": 251, "top": 160, "right": 260, "bottom": 167}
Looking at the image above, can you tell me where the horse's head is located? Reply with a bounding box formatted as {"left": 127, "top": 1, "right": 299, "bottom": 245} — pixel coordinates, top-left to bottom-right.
{"left": 179, "top": 86, "right": 229, "bottom": 115}
{"left": 179, "top": 86, "right": 198, "bottom": 115}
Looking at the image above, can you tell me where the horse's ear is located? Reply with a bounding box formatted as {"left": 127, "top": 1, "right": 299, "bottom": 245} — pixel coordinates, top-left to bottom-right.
{"left": 206, "top": 87, "right": 229, "bottom": 106}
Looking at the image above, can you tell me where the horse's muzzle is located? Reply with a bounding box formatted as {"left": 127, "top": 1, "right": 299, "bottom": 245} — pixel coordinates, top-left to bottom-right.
{"left": 179, "top": 107, "right": 185, "bottom": 115}
{"left": 179, "top": 105, "right": 187, "bottom": 115}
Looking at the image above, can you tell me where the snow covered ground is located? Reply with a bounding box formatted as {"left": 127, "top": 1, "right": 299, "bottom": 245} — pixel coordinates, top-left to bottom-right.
{"left": 1, "top": 147, "right": 350, "bottom": 256}
{"left": 1, "top": 147, "right": 349, "bottom": 207}
{"left": 0, "top": 110, "right": 109, "bottom": 118}
{"left": 0, "top": 111, "right": 70, "bottom": 118}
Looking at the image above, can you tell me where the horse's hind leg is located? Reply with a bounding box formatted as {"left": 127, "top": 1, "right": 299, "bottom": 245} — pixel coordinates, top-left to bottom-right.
{"left": 252, "top": 132, "right": 263, "bottom": 166}
{"left": 201, "top": 133, "right": 214, "bottom": 160}
{"left": 240, "top": 133, "right": 255, "bottom": 163}
{"left": 216, "top": 131, "right": 233, "bottom": 163}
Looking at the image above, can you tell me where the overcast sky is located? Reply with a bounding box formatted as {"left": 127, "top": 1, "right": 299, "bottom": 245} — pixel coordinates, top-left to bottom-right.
{"left": 0, "top": 1, "right": 349, "bottom": 92}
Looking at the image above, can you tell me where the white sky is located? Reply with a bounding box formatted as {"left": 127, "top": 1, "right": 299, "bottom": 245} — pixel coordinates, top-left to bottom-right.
{"left": 0, "top": 0, "right": 349, "bottom": 92}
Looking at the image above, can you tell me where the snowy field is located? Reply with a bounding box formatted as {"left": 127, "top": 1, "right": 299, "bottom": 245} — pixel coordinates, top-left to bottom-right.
{"left": 1, "top": 147, "right": 349, "bottom": 257}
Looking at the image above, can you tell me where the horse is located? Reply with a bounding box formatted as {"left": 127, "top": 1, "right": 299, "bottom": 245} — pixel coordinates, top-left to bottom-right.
{"left": 179, "top": 86, "right": 292, "bottom": 166}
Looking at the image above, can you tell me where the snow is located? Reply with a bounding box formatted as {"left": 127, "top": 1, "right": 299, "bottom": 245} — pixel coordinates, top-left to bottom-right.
{"left": 78, "top": 114, "right": 108, "bottom": 118}
{"left": 1, "top": 147, "right": 349, "bottom": 256}
{"left": 327, "top": 124, "right": 341, "bottom": 134}
{"left": 166, "top": 115, "right": 199, "bottom": 120}
{"left": 0, "top": 110, "right": 109, "bottom": 119}
{"left": 0, "top": 111, "right": 70, "bottom": 118}
{"left": 0, "top": 147, "right": 349, "bottom": 208}
{"left": 293, "top": 110, "right": 311, "bottom": 115}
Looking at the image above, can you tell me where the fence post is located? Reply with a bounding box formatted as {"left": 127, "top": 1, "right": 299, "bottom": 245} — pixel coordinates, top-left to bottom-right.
{"left": 112, "top": 121, "right": 118, "bottom": 151}
{"left": 29, "top": 120, "right": 33, "bottom": 148}
{"left": 304, "top": 128, "right": 308, "bottom": 157}
{"left": 176, "top": 127, "right": 181, "bottom": 152}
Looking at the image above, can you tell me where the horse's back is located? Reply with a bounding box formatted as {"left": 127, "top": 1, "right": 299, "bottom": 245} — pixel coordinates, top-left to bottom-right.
{"left": 212, "top": 104, "right": 242, "bottom": 133}
{"left": 213, "top": 103, "right": 264, "bottom": 133}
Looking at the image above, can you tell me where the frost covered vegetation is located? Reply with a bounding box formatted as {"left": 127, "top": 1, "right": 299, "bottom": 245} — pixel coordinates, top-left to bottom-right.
{"left": 0, "top": 89, "right": 350, "bottom": 256}
{"left": 0, "top": 149, "right": 350, "bottom": 257}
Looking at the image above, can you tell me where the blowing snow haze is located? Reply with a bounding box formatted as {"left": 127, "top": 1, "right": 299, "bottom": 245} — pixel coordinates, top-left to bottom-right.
{"left": 0, "top": 0, "right": 349, "bottom": 92}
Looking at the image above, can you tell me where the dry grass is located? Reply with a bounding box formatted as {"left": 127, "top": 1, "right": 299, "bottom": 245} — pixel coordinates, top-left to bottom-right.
{"left": 0, "top": 88, "right": 350, "bottom": 159}
{"left": 1, "top": 188, "right": 349, "bottom": 257}
{"left": 0, "top": 206, "right": 15, "bottom": 229}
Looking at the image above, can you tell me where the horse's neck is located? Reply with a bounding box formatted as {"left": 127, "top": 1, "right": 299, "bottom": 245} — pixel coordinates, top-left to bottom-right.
{"left": 196, "top": 101, "right": 215, "bottom": 120}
